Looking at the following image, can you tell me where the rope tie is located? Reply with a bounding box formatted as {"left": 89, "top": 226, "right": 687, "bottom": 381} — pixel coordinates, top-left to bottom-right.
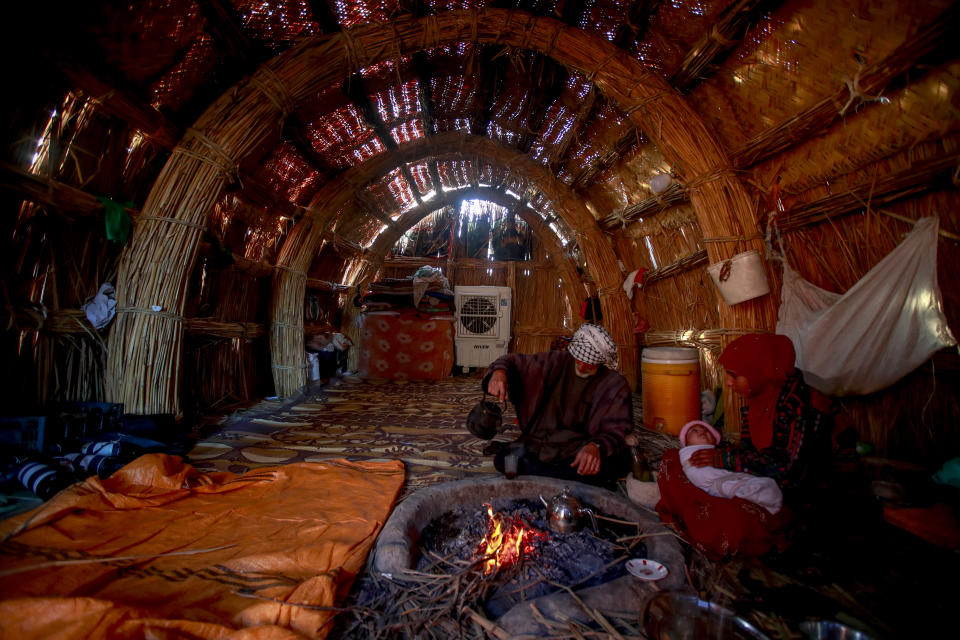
{"left": 116, "top": 307, "right": 183, "bottom": 322}
{"left": 274, "top": 265, "right": 307, "bottom": 279}
{"left": 684, "top": 166, "right": 737, "bottom": 191}
{"left": 613, "top": 209, "right": 630, "bottom": 229}
{"left": 708, "top": 25, "right": 738, "bottom": 47}
{"left": 271, "top": 363, "right": 310, "bottom": 370}
{"left": 249, "top": 66, "right": 295, "bottom": 119}
{"left": 702, "top": 234, "right": 764, "bottom": 244}
{"left": 171, "top": 146, "right": 235, "bottom": 179}
{"left": 520, "top": 13, "right": 537, "bottom": 51}
{"left": 271, "top": 321, "right": 303, "bottom": 330}
{"left": 137, "top": 215, "right": 206, "bottom": 231}
{"left": 182, "top": 128, "right": 236, "bottom": 168}
{"left": 597, "top": 285, "right": 620, "bottom": 297}
{"left": 623, "top": 91, "right": 669, "bottom": 116}
{"left": 586, "top": 51, "right": 618, "bottom": 83}
{"left": 546, "top": 23, "right": 564, "bottom": 56}
{"left": 492, "top": 9, "right": 511, "bottom": 46}
{"left": 839, "top": 65, "right": 883, "bottom": 117}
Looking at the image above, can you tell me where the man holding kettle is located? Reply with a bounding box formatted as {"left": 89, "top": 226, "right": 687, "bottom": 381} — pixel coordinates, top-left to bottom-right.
{"left": 481, "top": 323, "right": 632, "bottom": 488}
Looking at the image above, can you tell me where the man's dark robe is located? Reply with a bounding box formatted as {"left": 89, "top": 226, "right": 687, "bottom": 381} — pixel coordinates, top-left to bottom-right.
{"left": 482, "top": 350, "right": 632, "bottom": 473}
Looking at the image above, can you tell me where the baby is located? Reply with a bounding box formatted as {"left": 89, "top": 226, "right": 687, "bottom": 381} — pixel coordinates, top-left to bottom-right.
{"left": 678, "top": 420, "right": 783, "bottom": 514}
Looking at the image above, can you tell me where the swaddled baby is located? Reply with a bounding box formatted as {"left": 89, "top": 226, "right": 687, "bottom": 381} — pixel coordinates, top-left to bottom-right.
{"left": 678, "top": 420, "right": 783, "bottom": 514}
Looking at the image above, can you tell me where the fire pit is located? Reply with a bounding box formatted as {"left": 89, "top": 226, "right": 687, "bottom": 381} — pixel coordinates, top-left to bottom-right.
{"left": 372, "top": 475, "right": 686, "bottom": 636}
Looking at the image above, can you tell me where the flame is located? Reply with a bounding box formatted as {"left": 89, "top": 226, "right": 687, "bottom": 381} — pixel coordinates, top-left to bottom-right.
{"left": 476, "top": 503, "right": 547, "bottom": 575}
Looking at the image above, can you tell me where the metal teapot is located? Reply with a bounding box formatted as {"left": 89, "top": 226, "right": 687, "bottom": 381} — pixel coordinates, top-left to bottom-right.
{"left": 539, "top": 487, "right": 598, "bottom": 534}
{"left": 465, "top": 392, "right": 506, "bottom": 440}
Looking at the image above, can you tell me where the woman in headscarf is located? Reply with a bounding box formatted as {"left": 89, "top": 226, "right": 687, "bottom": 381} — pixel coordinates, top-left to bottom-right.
{"left": 687, "top": 333, "right": 829, "bottom": 487}
{"left": 480, "top": 323, "right": 633, "bottom": 487}
{"left": 653, "top": 333, "right": 827, "bottom": 559}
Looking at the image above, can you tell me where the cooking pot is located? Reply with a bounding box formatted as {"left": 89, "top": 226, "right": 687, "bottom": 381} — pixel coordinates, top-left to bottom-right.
{"left": 540, "top": 487, "right": 598, "bottom": 534}
{"left": 465, "top": 393, "right": 506, "bottom": 440}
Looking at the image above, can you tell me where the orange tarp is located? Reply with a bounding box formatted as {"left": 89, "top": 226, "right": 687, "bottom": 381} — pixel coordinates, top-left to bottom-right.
{"left": 0, "top": 454, "right": 405, "bottom": 639}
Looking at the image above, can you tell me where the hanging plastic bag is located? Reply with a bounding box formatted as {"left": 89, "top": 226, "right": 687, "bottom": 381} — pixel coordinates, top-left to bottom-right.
{"left": 775, "top": 217, "right": 956, "bottom": 396}
{"left": 81, "top": 282, "right": 117, "bottom": 330}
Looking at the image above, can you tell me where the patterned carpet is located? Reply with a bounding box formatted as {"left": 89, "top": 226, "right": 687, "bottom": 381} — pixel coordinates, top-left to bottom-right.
{"left": 188, "top": 375, "right": 522, "bottom": 495}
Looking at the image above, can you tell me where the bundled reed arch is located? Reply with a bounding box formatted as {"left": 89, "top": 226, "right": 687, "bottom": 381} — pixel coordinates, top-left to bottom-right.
{"left": 106, "top": 8, "right": 768, "bottom": 416}
{"left": 270, "top": 132, "right": 633, "bottom": 396}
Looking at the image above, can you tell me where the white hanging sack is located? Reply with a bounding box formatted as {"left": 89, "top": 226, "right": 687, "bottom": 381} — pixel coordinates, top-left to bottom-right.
{"left": 775, "top": 217, "right": 956, "bottom": 396}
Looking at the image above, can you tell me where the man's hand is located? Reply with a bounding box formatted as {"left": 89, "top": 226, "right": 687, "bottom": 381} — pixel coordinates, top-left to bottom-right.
{"left": 487, "top": 370, "right": 508, "bottom": 402}
{"left": 688, "top": 448, "right": 721, "bottom": 468}
{"left": 571, "top": 442, "right": 601, "bottom": 476}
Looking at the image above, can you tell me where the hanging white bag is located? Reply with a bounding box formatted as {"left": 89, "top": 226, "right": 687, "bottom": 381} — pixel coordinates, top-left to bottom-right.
{"left": 776, "top": 217, "right": 956, "bottom": 396}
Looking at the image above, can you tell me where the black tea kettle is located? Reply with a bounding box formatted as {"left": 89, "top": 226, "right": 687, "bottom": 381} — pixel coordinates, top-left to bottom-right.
{"left": 466, "top": 392, "right": 506, "bottom": 440}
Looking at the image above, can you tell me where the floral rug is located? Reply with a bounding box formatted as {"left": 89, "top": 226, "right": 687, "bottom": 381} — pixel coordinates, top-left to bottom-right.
{"left": 188, "top": 375, "right": 520, "bottom": 495}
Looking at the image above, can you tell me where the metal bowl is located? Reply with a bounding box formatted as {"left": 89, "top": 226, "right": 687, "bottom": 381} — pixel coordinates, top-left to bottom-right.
{"left": 643, "top": 591, "right": 770, "bottom": 640}
{"left": 799, "top": 620, "right": 877, "bottom": 640}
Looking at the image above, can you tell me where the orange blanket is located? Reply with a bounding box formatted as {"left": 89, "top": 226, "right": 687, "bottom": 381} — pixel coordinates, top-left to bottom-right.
{"left": 0, "top": 454, "right": 404, "bottom": 639}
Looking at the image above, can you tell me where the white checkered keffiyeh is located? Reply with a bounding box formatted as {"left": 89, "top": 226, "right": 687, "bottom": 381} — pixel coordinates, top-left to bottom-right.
{"left": 568, "top": 323, "right": 619, "bottom": 369}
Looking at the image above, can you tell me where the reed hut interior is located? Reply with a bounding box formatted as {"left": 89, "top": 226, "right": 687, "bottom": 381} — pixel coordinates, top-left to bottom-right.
{"left": 2, "top": 0, "right": 959, "bottom": 638}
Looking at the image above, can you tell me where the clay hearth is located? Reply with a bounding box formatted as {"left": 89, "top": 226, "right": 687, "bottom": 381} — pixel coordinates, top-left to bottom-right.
{"left": 373, "top": 475, "right": 687, "bottom": 636}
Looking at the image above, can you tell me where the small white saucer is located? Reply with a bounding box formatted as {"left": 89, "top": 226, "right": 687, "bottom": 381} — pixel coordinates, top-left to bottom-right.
{"left": 626, "top": 557, "right": 668, "bottom": 581}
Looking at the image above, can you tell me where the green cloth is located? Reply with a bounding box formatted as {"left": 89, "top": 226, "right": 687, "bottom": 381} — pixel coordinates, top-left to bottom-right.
{"left": 933, "top": 457, "right": 960, "bottom": 488}
{"left": 98, "top": 196, "right": 132, "bottom": 245}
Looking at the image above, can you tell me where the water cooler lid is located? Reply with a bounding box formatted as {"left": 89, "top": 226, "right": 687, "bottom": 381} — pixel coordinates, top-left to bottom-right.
{"left": 641, "top": 347, "right": 699, "bottom": 364}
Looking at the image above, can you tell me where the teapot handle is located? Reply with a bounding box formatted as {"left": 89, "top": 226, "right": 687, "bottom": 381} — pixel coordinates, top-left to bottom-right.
{"left": 482, "top": 391, "right": 508, "bottom": 412}
{"left": 581, "top": 507, "right": 598, "bottom": 534}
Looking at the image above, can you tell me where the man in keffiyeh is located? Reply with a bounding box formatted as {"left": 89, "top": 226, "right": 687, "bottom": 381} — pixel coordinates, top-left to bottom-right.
{"left": 481, "top": 323, "right": 632, "bottom": 487}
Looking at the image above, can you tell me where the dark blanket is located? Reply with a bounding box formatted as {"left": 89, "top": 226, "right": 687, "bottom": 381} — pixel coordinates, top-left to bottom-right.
{"left": 656, "top": 448, "right": 790, "bottom": 560}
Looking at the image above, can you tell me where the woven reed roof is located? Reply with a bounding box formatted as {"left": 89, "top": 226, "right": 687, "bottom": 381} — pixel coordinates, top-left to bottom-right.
{"left": 3, "top": 0, "right": 958, "bottom": 417}
{"left": 5, "top": 0, "right": 956, "bottom": 265}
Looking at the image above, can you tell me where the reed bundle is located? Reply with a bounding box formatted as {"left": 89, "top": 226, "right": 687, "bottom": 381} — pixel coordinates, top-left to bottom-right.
{"left": 43, "top": 310, "right": 91, "bottom": 334}
{"left": 0, "top": 162, "right": 133, "bottom": 218}
{"left": 512, "top": 326, "right": 571, "bottom": 337}
{"left": 270, "top": 217, "right": 328, "bottom": 397}
{"left": 642, "top": 249, "right": 708, "bottom": 286}
{"left": 600, "top": 182, "right": 687, "bottom": 230}
{"left": 185, "top": 319, "right": 264, "bottom": 339}
{"left": 668, "top": 0, "right": 766, "bottom": 90}
{"left": 383, "top": 255, "right": 446, "bottom": 269}
{"left": 305, "top": 278, "right": 350, "bottom": 292}
{"left": 38, "top": 310, "right": 266, "bottom": 340}
{"left": 641, "top": 328, "right": 758, "bottom": 351}
{"left": 778, "top": 152, "right": 959, "bottom": 233}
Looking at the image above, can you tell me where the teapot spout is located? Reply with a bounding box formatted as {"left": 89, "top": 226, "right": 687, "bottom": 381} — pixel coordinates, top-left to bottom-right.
{"left": 539, "top": 494, "right": 548, "bottom": 507}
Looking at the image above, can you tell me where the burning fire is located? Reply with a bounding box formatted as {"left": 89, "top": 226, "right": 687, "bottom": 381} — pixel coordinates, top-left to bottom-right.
{"left": 476, "top": 503, "right": 548, "bottom": 575}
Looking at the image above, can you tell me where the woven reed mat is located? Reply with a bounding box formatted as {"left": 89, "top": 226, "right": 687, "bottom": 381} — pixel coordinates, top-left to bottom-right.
{"left": 189, "top": 375, "right": 522, "bottom": 497}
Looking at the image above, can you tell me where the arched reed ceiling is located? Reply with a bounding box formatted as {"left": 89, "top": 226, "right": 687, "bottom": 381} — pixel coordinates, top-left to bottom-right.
{"left": 352, "top": 186, "right": 584, "bottom": 307}
{"left": 269, "top": 131, "right": 631, "bottom": 396}
{"left": 107, "top": 9, "right": 761, "bottom": 414}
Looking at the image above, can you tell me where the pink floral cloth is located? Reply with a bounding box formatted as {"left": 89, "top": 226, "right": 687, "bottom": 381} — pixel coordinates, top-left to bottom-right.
{"left": 357, "top": 312, "right": 454, "bottom": 380}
